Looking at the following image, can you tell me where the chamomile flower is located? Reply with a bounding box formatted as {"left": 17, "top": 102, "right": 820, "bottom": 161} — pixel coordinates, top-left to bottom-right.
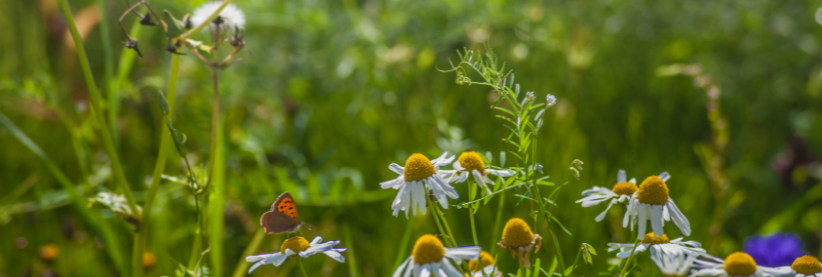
{"left": 651, "top": 252, "right": 700, "bottom": 276}
{"left": 690, "top": 252, "right": 793, "bottom": 277}
{"left": 576, "top": 169, "right": 637, "bottom": 222}
{"left": 381, "top": 152, "right": 458, "bottom": 217}
{"left": 439, "top": 151, "right": 513, "bottom": 195}
{"left": 498, "top": 218, "right": 542, "bottom": 268}
{"left": 245, "top": 236, "right": 346, "bottom": 274}
{"left": 622, "top": 172, "right": 691, "bottom": 240}
{"left": 776, "top": 255, "right": 822, "bottom": 277}
{"left": 393, "top": 234, "right": 481, "bottom": 277}
{"left": 608, "top": 233, "right": 705, "bottom": 259}
{"left": 190, "top": 2, "right": 246, "bottom": 30}
{"left": 467, "top": 251, "right": 502, "bottom": 277}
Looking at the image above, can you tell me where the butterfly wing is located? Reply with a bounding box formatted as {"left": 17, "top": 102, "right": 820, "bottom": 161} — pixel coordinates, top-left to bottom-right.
{"left": 260, "top": 192, "right": 302, "bottom": 234}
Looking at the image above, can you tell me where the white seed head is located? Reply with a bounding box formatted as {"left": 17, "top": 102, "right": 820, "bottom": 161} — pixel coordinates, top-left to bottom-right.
{"left": 191, "top": 2, "right": 246, "bottom": 30}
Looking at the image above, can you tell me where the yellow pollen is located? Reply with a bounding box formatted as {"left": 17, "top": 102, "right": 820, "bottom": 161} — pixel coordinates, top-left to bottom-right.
{"left": 636, "top": 176, "right": 669, "bottom": 205}
{"left": 791, "top": 255, "right": 822, "bottom": 274}
{"left": 502, "top": 218, "right": 534, "bottom": 248}
{"left": 280, "top": 236, "right": 311, "bottom": 254}
{"left": 412, "top": 234, "right": 445, "bottom": 265}
{"left": 612, "top": 182, "right": 638, "bottom": 196}
{"left": 404, "top": 154, "right": 436, "bottom": 182}
{"left": 723, "top": 252, "right": 757, "bottom": 276}
{"left": 640, "top": 233, "right": 670, "bottom": 244}
{"left": 469, "top": 251, "right": 495, "bottom": 272}
{"left": 458, "top": 152, "right": 486, "bottom": 173}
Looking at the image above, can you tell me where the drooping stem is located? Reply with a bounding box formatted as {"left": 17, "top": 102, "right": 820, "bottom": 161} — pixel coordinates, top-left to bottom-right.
{"left": 133, "top": 54, "right": 180, "bottom": 277}
{"left": 59, "top": 0, "right": 139, "bottom": 226}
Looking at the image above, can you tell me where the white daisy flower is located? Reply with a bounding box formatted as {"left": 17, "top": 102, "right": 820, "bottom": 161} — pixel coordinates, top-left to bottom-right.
{"left": 393, "top": 234, "right": 481, "bottom": 277}
{"left": 467, "top": 251, "right": 502, "bottom": 277}
{"left": 190, "top": 2, "right": 246, "bottom": 30}
{"left": 576, "top": 169, "right": 637, "bottom": 222}
{"left": 622, "top": 172, "right": 691, "bottom": 240}
{"left": 690, "top": 252, "right": 793, "bottom": 277}
{"left": 608, "top": 233, "right": 705, "bottom": 260}
{"left": 439, "top": 151, "right": 513, "bottom": 195}
{"left": 651, "top": 252, "right": 700, "bottom": 276}
{"left": 380, "top": 152, "right": 458, "bottom": 218}
{"left": 245, "top": 236, "right": 346, "bottom": 274}
{"left": 774, "top": 255, "right": 822, "bottom": 277}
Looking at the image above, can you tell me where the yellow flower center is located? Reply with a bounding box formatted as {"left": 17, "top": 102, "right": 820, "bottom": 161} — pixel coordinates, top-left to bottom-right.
{"left": 640, "top": 233, "right": 670, "bottom": 244}
{"left": 280, "top": 236, "right": 311, "bottom": 254}
{"left": 469, "top": 251, "right": 495, "bottom": 272}
{"left": 792, "top": 255, "right": 822, "bottom": 274}
{"left": 612, "top": 182, "right": 638, "bottom": 196}
{"left": 404, "top": 153, "right": 436, "bottom": 182}
{"left": 636, "top": 176, "right": 669, "bottom": 205}
{"left": 723, "top": 252, "right": 757, "bottom": 276}
{"left": 142, "top": 252, "right": 157, "bottom": 268}
{"left": 39, "top": 243, "right": 60, "bottom": 261}
{"left": 458, "top": 152, "right": 486, "bottom": 173}
{"left": 412, "top": 234, "right": 445, "bottom": 265}
{"left": 502, "top": 218, "right": 534, "bottom": 248}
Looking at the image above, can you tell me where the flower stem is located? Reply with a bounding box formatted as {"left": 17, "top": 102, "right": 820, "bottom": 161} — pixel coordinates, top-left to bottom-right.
{"left": 297, "top": 258, "right": 310, "bottom": 277}
{"left": 467, "top": 181, "right": 479, "bottom": 246}
{"left": 58, "top": 0, "right": 138, "bottom": 222}
{"left": 618, "top": 237, "right": 641, "bottom": 277}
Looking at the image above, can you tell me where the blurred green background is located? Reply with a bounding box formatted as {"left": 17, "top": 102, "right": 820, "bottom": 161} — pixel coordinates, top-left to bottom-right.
{"left": 2, "top": 0, "right": 822, "bottom": 276}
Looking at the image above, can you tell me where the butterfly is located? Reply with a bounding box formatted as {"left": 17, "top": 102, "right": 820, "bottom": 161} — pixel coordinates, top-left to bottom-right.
{"left": 260, "top": 192, "right": 303, "bottom": 234}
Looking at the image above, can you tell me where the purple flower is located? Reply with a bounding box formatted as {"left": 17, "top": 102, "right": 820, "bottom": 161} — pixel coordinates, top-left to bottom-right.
{"left": 743, "top": 233, "right": 805, "bottom": 267}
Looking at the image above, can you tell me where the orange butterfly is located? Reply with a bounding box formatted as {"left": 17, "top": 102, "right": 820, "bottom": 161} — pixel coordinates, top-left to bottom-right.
{"left": 260, "top": 192, "right": 303, "bottom": 234}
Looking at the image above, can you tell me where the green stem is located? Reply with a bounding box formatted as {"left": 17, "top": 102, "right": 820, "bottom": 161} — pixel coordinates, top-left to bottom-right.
{"left": 297, "top": 258, "right": 310, "bottom": 277}
{"left": 430, "top": 198, "right": 458, "bottom": 247}
{"left": 618, "top": 238, "right": 641, "bottom": 277}
{"left": 187, "top": 195, "right": 203, "bottom": 271}
{"left": 133, "top": 55, "right": 180, "bottom": 277}
{"left": 230, "top": 229, "right": 265, "bottom": 277}
{"left": 468, "top": 181, "right": 479, "bottom": 246}
{"left": 58, "top": 0, "right": 138, "bottom": 219}
{"left": 95, "top": 0, "right": 116, "bottom": 145}
{"left": 490, "top": 192, "right": 505, "bottom": 256}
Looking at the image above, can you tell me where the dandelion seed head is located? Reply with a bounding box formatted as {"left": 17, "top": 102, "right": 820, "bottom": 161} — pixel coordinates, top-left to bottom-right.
{"left": 280, "top": 236, "right": 311, "bottom": 254}
{"left": 412, "top": 234, "right": 445, "bottom": 264}
{"left": 723, "top": 252, "right": 758, "bottom": 276}
{"left": 469, "top": 251, "right": 495, "bottom": 272}
{"left": 458, "top": 152, "right": 486, "bottom": 173}
{"left": 191, "top": 2, "right": 246, "bottom": 29}
{"left": 502, "top": 218, "right": 534, "bottom": 248}
{"left": 792, "top": 255, "right": 822, "bottom": 274}
{"left": 546, "top": 94, "right": 557, "bottom": 107}
{"left": 636, "top": 175, "right": 669, "bottom": 205}
{"left": 640, "top": 233, "right": 670, "bottom": 245}
{"left": 611, "top": 182, "right": 638, "bottom": 196}
{"left": 404, "top": 154, "right": 436, "bottom": 182}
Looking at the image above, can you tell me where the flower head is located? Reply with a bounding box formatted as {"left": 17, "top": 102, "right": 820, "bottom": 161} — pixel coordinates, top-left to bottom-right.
{"left": 607, "top": 232, "right": 704, "bottom": 260}
{"left": 440, "top": 151, "right": 513, "bottom": 195}
{"left": 380, "top": 152, "right": 458, "bottom": 218}
{"left": 191, "top": 2, "right": 246, "bottom": 30}
{"left": 622, "top": 172, "right": 691, "bottom": 240}
{"left": 790, "top": 255, "right": 822, "bottom": 276}
{"left": 393, "top": 234, "right": 481, "bottom": 277}
{"left": 468, "top": 251, "right": 502, "bottom": 277}
{"left": 498, "top": 218, "right": 542, "bottom": 268}
{"left": 744, "top": 233, "right": 806, "bottom": 267}
{"left": 576, "top": 169, "right": 637, "bottom": 222}
{"left": 691, "top": 252, "right": 793, "bottom": 277}
{"left": 546, "top": 94, "right": 557, "bottom": 107}
{"left": 246, "top": 236, "right": 346, "bottom": 273}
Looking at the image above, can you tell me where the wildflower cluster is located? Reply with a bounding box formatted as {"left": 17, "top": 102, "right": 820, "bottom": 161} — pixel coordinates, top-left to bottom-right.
{"left": 577, "top": 170, "right": 822, "bottom": 276}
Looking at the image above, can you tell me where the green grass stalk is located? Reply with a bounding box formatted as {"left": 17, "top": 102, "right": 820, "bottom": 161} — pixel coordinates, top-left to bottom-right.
{"left": 95, "top": 0, "right": 116, "bottom": 144}
{"left": 230, "top": 229, "right": 265, "bottom": 277}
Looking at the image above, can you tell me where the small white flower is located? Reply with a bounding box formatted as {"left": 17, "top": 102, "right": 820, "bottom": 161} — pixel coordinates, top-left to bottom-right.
{"left": 690, "top": 252, "right": 793, "bottom": 277}
{"left": 622, "top": 172, "right": 691, "bottom": 240}
{"left": 380, "top": 152, "right": 458, "bottom": 217}
{"left": 191, "top": 2, "right": 246, "bottom": 30}
{"left": 651, "top": 252, "right": 699, "bottom": 276}
{"left": 245, "top": 236, "right": 345, "bottom": 274}
{"left": 608, "top": 233, "right": 705, "bottom": 260}
{"left": 546, "top": 94, "right": 557, "bottom": 107}
{"left": 439, "top": 151, "right": 513, "bottom": 196}
{"left": 393, "top": 234, "right": 481, "bottom": 277}
{"left": 467, "top": 251, "right": 502, "bottom": 277}
{"left": 774, "top": 255, "right": 822, "bottom": 277}
{"left": 576, "top": 169, "right": 637, "bottom": 222}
